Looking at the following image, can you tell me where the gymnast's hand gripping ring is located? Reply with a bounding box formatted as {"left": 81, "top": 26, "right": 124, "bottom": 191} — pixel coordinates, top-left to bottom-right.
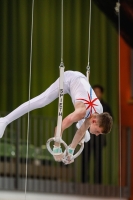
{"left": 46, "top": 137, "right": 68, "bottom": 156}
{"left": 62, "top": 138, "right": 85, "bottom": 165}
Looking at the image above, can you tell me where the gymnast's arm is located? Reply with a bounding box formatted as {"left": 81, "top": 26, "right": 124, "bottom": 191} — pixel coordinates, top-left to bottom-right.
{"left": 54, "top": 102, "right": 86, "bottom": 146}
{"left": 69, "top": 118, "right": 89, "bottom": 149}
{"left": 61, "top": 101, "right": 86, "bottom": 133}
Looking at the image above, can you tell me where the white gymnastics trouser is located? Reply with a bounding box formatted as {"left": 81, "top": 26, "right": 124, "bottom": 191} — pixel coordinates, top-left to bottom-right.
{"left": 3, "top": 70, "right": 86, "bottom": 125}
{"left": 4, "top": 77, "right": 66, "bottom": 125}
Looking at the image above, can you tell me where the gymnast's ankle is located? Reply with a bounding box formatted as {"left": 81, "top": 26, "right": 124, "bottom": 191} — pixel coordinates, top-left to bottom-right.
{"left": 0, "top": 117, "right": 8, "bottom": 138}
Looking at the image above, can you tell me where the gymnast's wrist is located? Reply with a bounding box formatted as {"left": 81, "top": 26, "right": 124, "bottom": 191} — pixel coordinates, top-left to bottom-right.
{"left": 54, "top": 141, "right": 60, "bottom": 147}
{"left": 69, "top": 144, "right": 75, "bottom": 150}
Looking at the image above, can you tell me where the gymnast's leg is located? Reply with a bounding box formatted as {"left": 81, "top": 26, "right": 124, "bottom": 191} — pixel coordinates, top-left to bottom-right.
{"left": 0, "top": 78, "right": 61, "bottom": 138}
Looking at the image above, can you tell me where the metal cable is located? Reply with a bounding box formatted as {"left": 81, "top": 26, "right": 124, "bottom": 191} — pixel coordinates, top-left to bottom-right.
{"left": 88, "top": 0, "right": 91, "bottom": 68}
{"left": 86, "top": 0, "right": 91, "bottom": 80}
{"left": 61, "top": 0, "right": 64, "bottom": 64}
{"left": 25, "top": 0, "right": 34, "bottom": 199}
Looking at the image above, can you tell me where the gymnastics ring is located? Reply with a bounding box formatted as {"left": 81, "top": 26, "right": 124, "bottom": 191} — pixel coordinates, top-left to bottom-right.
{"left": 73, "top": 142, "right": 84, "bottom": 159}
{"left": 46, "top": 137, "right": 68, "bottom": 155}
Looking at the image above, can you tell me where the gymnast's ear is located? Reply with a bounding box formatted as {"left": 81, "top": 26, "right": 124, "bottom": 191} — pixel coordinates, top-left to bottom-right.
{"left": 92, "top": 119, "right": 97, "bottom": 124}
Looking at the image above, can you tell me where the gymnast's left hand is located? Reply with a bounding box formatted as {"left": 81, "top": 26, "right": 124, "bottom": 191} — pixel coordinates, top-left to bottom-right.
{"left": 53, "top": 153, "right": 64, "bottom": 162}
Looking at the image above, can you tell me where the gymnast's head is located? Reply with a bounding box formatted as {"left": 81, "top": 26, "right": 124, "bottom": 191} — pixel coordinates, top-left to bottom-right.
{"left": 89, "top": 112, "right": 113, "bottom": 136}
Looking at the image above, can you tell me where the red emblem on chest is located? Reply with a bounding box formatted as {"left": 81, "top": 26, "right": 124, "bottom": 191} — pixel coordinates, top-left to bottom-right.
{"left": 76, "top": 93, "right": 98, "bottom": 114}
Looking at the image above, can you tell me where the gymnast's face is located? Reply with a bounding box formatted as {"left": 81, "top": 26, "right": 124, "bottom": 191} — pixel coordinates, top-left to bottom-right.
{"left": 89, "top": 119, "right": 103, "bottom": 136}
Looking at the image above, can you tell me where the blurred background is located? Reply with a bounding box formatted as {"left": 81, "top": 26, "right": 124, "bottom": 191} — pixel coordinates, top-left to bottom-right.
{"left": 0, "top": 0, "right": 132, "bottom": 200}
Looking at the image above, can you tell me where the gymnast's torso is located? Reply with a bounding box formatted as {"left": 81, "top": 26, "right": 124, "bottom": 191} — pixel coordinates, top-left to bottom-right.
{"left": 63, "top": 71, "right": 103, "bottom": 118}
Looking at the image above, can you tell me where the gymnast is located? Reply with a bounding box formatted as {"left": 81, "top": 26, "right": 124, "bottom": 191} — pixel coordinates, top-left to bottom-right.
{"left": 0, "top": 70, "right": 113, "bottom": 163}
